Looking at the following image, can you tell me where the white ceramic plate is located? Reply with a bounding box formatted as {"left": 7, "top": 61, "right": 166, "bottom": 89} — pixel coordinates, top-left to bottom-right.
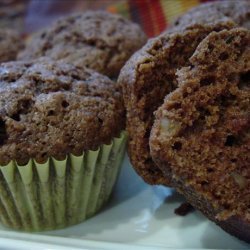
{"left": 0, "top": 155, "right": 249, "bottom": 250}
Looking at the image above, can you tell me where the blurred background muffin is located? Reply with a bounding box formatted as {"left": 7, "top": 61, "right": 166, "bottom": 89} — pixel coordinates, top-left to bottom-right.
{"left": 18, "top": 11, "right": 147, "bottom": 78}
{"left": 0, "top": 28, "right": 23, "bottom": 62}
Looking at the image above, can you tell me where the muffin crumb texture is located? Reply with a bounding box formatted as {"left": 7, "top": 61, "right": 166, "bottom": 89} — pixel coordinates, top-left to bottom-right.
{"left": 150, "top": 28, "right": 250, "bottom": 242}
{"left": 119, "top": 21, "right": 235, "bottom": 185}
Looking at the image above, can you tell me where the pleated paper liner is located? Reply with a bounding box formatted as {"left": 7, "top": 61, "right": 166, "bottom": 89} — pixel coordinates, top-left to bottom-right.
{"left": 0, "top": 132, "right": 127, "bottom": 231}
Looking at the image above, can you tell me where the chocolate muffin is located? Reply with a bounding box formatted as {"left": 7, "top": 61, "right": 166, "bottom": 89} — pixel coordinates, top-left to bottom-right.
{"left": 118, "top": 21, "right": 235, "bottom": 185}
{"left": 150, "top": 28, "right": 250, "bottom": 242}
{"left": 0, "top": 29, "right": 23, "bottom": 63}
{"left": 18, "top": 11, "right": 147, "bottom": 78}
{"left": 172, "top": 0, "right": 250, "bottom": 30}
{"left": 0, "top": 58, "right": 127, "bottom": 231}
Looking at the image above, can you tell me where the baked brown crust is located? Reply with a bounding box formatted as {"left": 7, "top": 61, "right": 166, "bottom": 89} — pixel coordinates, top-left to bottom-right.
{"left": 0, "top": 29, "right": 24, "bottom": 63}
{"left": 150, "top": 28, "right": 250, "bottom": 242}
{"left": 0, "top": 58, "right": 125, "bottom": 165}
{"left": 18, "top": 11, "right": 147, "bottom": 78}
{"left": 118, "top": 21, "right": 235, "bottom": 185}
{"left": 172, "top": 0, "right": 250, "bottom": 30}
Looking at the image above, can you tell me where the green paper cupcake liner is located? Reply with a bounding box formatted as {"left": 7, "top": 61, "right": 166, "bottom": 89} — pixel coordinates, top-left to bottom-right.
{"left": 0, "top": 132, "right": 127, "bottom": 231}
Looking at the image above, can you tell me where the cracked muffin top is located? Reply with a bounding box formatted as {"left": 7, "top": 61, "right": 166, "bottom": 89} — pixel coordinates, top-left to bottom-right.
{"left": 18, "top": 11, "right": 147, "bottom": 78}
{"left": 0, "top": 29, "right": 24, "bottom": 63}
{"left": 0, "top": 58, "right": 125, "bottom": 165}
{"left": 172, "top": 0, "right": 250, "bottom": 30}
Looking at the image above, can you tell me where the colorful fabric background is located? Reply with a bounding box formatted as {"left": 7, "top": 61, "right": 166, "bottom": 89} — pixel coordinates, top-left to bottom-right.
{"left": 108, "top": 0, "right": 214, "bottom": 37}
{"left": 1, "top": 0, "right": 215, "bottom": 37}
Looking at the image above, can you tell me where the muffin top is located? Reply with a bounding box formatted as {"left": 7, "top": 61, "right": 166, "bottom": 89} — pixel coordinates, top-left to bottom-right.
{"left": 172, "top": 0, "right": 250, "bottom": 30}
{"left": 0, "top": 58, "right": 125, "bottom": 165}
{"left": 18, "top": 11, "right": 147, "bottom": 78}
{"left": 0, "top": 29, "right": 24, "bottom": 63}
